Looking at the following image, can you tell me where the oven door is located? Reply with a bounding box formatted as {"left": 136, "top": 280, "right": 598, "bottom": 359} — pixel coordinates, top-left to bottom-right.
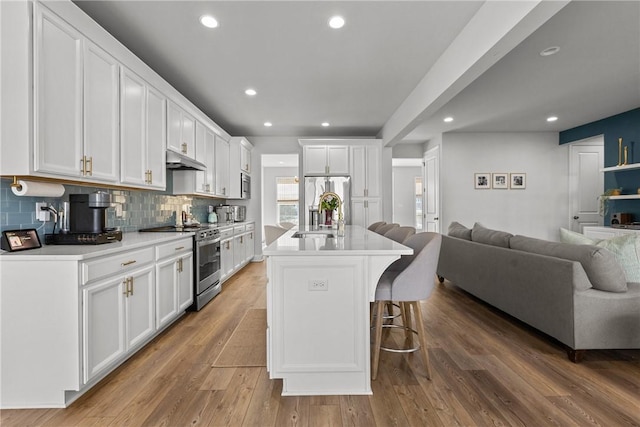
{"left": 196, "top": 238, "right": 221, "bottom": 294}
{"left": 241, "top": 173, "right": 251, "bottom": 199}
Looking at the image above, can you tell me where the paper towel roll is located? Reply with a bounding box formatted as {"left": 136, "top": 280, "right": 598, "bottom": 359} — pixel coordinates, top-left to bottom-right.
{"left": 11, "top": 180, "right": 65, "bottom": 197}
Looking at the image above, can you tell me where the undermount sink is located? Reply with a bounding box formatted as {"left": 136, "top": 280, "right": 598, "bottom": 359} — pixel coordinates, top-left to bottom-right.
{"left": 291, "top": 231, "right": 335, "bottom": 239}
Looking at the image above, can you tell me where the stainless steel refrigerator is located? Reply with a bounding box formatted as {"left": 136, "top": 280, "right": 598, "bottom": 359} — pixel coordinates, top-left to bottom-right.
{"left": 304, "top": 176, "right": 351, "bottom": 226}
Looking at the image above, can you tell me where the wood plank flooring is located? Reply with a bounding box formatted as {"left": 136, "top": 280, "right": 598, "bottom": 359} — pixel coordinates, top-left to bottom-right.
{"left": 2, "top": 261, "right": 639, "bottom": 426}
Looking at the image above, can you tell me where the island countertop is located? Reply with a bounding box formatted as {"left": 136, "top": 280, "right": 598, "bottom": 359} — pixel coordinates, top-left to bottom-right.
{"left": 263, "top": 225, "right": 412, "bottom": 256}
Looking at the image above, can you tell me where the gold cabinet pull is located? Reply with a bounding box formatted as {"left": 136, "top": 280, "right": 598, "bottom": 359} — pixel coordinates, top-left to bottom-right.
{"left": 181, "top": 142, "right": 187, "bottom": 154}
{"left": 149, "top": 170, "right": 152, "bottom": 184}
{"left": 86, "top": 156, "right": 93, "bottom": 176}
{"left": 80, "top": 157, "right": 86, "bottom": 175}
{"left": 121, "top": 260, "right": 137, "bottom": 267}
{"left": 128, "top": 277, "right": 133, "bottom": 296}
{"left": 175, "top": 246, "right": 185, "bottom": 251}
{"left": 123, "top": 277, "right": 133, "bottom": 297}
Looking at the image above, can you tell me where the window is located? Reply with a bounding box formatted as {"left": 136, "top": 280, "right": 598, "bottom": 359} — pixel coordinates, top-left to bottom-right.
{"left": 415, "top": 177, "right": 423, "bottom": 230}
{"left": 276, "top": 177, "right": 299, "bottom": 225}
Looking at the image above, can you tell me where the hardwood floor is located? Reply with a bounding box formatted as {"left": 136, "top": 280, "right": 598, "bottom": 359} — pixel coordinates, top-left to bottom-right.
{"left": 2, "top": 261, "right": 639, "bottom": 426}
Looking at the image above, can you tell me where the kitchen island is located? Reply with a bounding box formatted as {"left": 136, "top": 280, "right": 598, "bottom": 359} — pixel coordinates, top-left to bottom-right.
{"left": 263, "top": 225, "right": 412, "bottom": 396}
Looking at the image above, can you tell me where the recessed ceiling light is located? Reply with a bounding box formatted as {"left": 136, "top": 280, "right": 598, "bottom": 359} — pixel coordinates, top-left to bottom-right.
{"left": 328, "top": 16, "right": 345, "bottom": 29}
{"left": 264, "top": 122, "right": 272, "bottom": 127}
{"left": 547, "top": 116, "right": 558, "bottom": 122}
{"left": 199, "top": 15, "right": 218, "bottom": 28}
{"left": 245, "top": 88, "right": 257, "bottom": 96}
{"left": 540, "top": 46, "right": 560, "bottom": 57}
{"left": 321, "top": 122, "right": 330, "bottom": 127}
{"left": 443, "top": 117, "right": 454, "bottom": 123}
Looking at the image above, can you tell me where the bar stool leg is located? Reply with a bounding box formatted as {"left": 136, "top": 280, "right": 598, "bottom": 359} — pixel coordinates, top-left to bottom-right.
{"left": 372, "top": 301, "right": 385, "bottom": 380}
{"left": 411, "top": 301, "right": 431, "bottom": 380}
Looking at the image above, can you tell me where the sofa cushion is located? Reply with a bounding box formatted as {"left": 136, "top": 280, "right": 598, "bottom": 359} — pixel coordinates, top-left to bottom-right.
{"left": 560, "top": 228, "right": 640, "bottom": 283}
{"left": 448, "top": 221, "right": 472, "bottom": 240}
{"left": 510, "top": 234, "right": 628, "bottom": 293}
{"left": 471, "top": 223, "right": 512, "bottom": 248}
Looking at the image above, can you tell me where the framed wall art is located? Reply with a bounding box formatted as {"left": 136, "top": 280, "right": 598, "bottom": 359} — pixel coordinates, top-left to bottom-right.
{"left": 475, "top": 173, "right": 491, "bottom": 189}
{"left": 510, "top": 173, "right": 526, "bottom": 189}
{"left": 492, "top": 173, "right": 508, "bottom": 189}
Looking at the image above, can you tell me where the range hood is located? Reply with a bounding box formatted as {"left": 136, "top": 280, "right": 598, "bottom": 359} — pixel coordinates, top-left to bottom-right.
{"left": 166, "top": 149, "right": 206, "bottom": 171}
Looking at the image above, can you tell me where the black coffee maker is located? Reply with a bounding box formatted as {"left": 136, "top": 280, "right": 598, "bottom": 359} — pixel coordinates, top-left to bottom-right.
{"left": 69, "top": 192, "right": 111, "bottom": 233}
{"left": 45, "top": 191, "right": 122, "bottom": 245}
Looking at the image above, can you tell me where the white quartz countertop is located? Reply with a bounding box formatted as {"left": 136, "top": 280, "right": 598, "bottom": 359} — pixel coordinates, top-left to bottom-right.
{"left": 263, "top": 225, "right": 412, "bottom": 256}
{"left": 0, "top": 231, "right": 195, "bottom": 261}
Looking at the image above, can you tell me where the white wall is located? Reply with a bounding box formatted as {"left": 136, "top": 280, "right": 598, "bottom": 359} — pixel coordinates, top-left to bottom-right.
{"left": 392, "top": 166, "right": 422, "bottom": 227}
{"left": 440, "top": 132, "right": 569, "bottom": 241}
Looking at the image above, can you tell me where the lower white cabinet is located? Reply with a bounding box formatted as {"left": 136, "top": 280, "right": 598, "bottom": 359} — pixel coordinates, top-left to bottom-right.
{"left": 221, "top": 236, "right": 234, "bottom": 281}
{"left": 82, "top": 263, "right": 154, "bottom": 384}
{"left": 245, "top": 229, "right": 255, "bottom": 263}
{"left": 156, "top": 240, "right": 193, "bottom": 330}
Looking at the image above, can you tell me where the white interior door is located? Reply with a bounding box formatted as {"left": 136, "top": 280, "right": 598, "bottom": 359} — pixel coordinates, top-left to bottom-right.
{"left": 424, "top": 146, "right": 440, "bottom": 233}
{"left": 569, "top": 136, "right": 604, "bottom": 232}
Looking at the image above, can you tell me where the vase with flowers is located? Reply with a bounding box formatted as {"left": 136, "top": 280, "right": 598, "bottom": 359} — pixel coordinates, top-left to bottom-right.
{"left": 321, "top": 196, "right": 339, "bottom": 226}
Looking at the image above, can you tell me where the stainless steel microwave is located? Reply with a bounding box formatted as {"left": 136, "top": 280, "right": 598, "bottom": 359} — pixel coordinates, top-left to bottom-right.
{"left": 241, "top": 173, "right": 251, "bottom": 199}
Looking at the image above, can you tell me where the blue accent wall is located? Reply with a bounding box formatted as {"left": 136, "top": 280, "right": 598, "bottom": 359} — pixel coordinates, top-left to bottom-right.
{"left": 0, "top": 173, "right": 225, "bottom": 242}
{"left": 559, "top": 107, "right": 640, "bottom": 223}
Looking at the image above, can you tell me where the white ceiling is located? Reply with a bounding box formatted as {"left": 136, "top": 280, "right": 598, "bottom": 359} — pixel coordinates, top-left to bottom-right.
{"left": 72, "top": 1, "right": 640, "bottom": 144}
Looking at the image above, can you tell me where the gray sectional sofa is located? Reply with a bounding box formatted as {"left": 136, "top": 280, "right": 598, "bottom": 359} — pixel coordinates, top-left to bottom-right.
{"left": 436, "top": 222, "right": 640, "bottom": 362}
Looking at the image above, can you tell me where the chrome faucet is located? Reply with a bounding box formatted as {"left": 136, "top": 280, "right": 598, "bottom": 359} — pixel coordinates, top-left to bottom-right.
{"left": 318, "top": 191, "right": 345, "bottom": 236}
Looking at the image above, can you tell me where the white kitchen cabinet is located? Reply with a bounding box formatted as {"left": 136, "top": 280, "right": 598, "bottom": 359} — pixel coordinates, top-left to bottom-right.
{"left": 215, "top": 135, "right": 230, "bottom": 197}
{"left": 120, "top": 67, "right": 166, "bottom": 189}
{"left": 350, "top": 144, "right": 381, "bottom": 198}
{"left": 82, "top": 263, "right": 154, "bottom": 384}
{"left": 221, "top": 237, "right": 234, "bottom": 281}
{"left": 167, "top": 100, "right": 196, "bottom": 159}
{"left": 304, "top": 145, "right": 349, "bottom": 175}
{"left": 241, "top": 143, "right": 251, "bottom": 174}
{"left": 34, "top": 5, "right": 119, "bottom": 183}
{"left": 234, "top": 233, "right": 245, "bottom": 270}
{"left": 245, "top": 224, "right": 256, "bottom": 263}
{"left": 173, "top": 123, "right": 216, "bottom": 196}
{"left": 351, "top": 198, "right": 383, "bottom": 228}
{"left": 229, "top": 137, "right": 253, "bottom": 198}
{"left": 155, "top": 239, "right": 193, "bottom": 330}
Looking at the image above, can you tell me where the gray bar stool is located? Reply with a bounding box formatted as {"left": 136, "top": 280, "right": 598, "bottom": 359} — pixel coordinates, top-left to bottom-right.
{"left": 384, "top": 226, "right": 415, "bottom": 243}
{"left": 371, "top": 232, "right": 442, "bottom": 380}
{"left": 367, "top": 221, "right": 386, "bottom": 232}
{"left": 375, "top": 223, "right": 399, "bottom": 235}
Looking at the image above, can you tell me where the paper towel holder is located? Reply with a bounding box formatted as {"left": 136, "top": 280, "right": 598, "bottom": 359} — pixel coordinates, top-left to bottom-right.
{"left": 10, "top": 176, "right": 22, "bottom": 192}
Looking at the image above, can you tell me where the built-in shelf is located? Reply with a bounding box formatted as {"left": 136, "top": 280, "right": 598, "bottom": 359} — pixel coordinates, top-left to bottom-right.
{"left": 601, "top": 163, "right": 640, "bottom": 172}
{"left": 608, "top": 194, "right": 640, "bottom": 200}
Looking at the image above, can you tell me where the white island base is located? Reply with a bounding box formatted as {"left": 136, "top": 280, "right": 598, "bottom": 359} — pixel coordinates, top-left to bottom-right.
{"left": 264, "top": 226, "right": 411, "bottom": 395}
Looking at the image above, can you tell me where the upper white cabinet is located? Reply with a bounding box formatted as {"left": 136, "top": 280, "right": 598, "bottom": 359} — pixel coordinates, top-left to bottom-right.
{"left": 350, "top": 144, "right": 381, "bottom": 198}
{"left": 303, "top": 145, "right": 349, "bottom": 175}
{"left": 215, "top": 135, "right": 230, "bottom": 197}
{"left": 167, "top": 101, "right": 196, "bottom": 159}
{"left": 229, "top": 137, "right": 253, "bottom": 198}
{"left": 173, "top": 122, "right": 216, "bottom": 196}
{"left": 34, "top": 5, "right": 119, "bottom": 183}
{"left": 119, "top": 68, "right": 166, "bottom": 190}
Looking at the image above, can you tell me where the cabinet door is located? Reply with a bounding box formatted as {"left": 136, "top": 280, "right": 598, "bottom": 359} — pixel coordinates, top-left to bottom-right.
{"left": 205, "top": 129, "right": 216, "bottom": 194}
{"left": 155, "top": 257, "right": 178, "bottom": 330}
{"left": 83, "top": 276, "right": 126, "bottom": 383}
{"left": 215, "top": 136, "right": 230, "bottom": 197}
{"left": 240, "top": 143, "right": 251, "bottom": 174}
{"left": 351, "top": 198, "right": 382, "bottom": 228}
{"left": 34, "top": 6, "right": 83, "bottom": 176}
{"left": 221, "top": 238, "right": 234, "bottom": 280}
{"left": 366, "top": 199, "right": 383, "bottom": 225}
{"left": 245, "top": 231, "right": 255, "bottom": 263}
{"left": 120, "top": 68, "right": 147, "bottom": 186}
{"left": 182, "top": 112, "right": 196, "bottom": 158}
{"left": 233, "top": 234, "right": 245, "bottom": 269}
{"left": 327, "top": 146, "right": 349, "bottom": 174}
{"left": 83, "top": 41, "right": 119, "bottom": 183}
{"left": 351, "top": 146, "right": 367, "bottom": 198}
{"left": 351, "top": 199, "right": 366, "bottom": 228}
{"left": 365, "top": 146, "right": 381, "bottom": 197}
{"left": 177, "top": 252, "right": 194, "bottom": 312}
{"left": 146, "top": 86, "right": 167, "bottom": 189}
{"left": 125, "top": 266, "right": 155, "bottom": 350}
{"left": 304, "top": 146, "right": 328, "bottom": 174}
{"left": 194, "top": 122, "right": 208, "bottom": 194}
{"left": 166, "top": 101, "right": 183, "bottom": 154}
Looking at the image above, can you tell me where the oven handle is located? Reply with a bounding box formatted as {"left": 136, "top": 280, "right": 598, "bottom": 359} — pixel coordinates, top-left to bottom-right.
{"left": 197, "top": 238, "right": 221, "bottom": 248}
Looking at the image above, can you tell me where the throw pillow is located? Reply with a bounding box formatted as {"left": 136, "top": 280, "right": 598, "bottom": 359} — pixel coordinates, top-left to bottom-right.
{"left": 471, "top": 223, "right": 512, "bottom": 248}
{"left": 510, "top": 235, "right": 628, "bottom": 293}
{"left": 448, "top": 221, "right": 472, "bottom": 240}
{"left": 560, "top": 228, "right": 640, "bottom": 284}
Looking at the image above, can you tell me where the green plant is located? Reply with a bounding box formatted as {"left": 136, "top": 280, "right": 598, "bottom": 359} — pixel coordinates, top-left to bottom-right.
{"left": 321, "top": 196, "right": 339, "bottom": 212}
{"left": 599, "top": 188, "right": 622, "bottom": 216}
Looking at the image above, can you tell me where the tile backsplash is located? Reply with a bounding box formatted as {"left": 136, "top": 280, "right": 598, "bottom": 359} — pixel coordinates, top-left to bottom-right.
{"left": 0, "top": 174, "right": 226, "bottom": 241}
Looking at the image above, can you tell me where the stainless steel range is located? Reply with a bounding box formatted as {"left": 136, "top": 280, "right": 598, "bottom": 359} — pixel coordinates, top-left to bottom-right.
{"left": 139, "top": 224, "right": 221, "bottom": 310}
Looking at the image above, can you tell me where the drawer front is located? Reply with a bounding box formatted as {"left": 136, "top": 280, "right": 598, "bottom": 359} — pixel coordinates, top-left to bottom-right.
{"left": 245, "top": 222, "right": 255, "bottom": 231}
{"left": 234, "top": 225, "right": 246, "bottom": 234}
{"left": 220, "top": 227, "right": 234, "bottom": 239}
{"left": 81, "top": 247, "right": 154, "bottom": 285}
{"left": 156, "top": 238, "right": 193, "bottom": 260}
